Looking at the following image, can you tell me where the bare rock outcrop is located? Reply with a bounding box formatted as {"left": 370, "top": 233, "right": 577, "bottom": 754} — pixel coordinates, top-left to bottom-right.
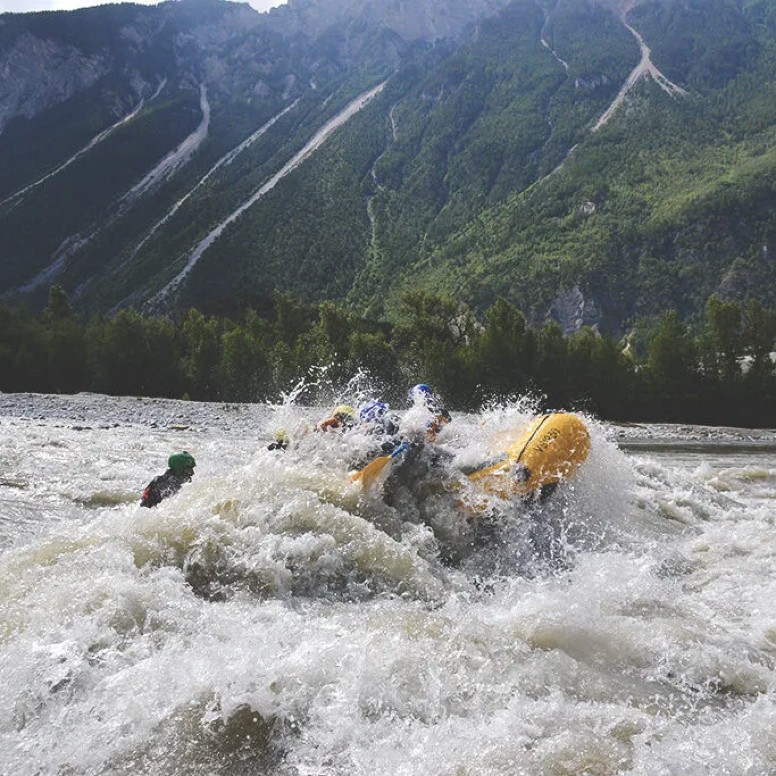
{"left": 0, "top": 34, "right": 109, "bottom": 134}
{"left": 269, "top": 0, "right": 513, "bottom": 43}
{"left": 550, "top": 285, "right": 602, "bottom": 334}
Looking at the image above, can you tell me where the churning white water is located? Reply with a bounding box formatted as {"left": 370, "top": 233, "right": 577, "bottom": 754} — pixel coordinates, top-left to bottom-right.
{"left": 2, "top": 392, "right": 776, "bottom": 775}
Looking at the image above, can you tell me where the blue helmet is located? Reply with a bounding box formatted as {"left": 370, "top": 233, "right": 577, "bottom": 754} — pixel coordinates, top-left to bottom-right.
{"left": 359, "top": 400, "right": 388, "bottom": 424}
{"left": 408, "top": 383, "right": 436, "bottom": 406}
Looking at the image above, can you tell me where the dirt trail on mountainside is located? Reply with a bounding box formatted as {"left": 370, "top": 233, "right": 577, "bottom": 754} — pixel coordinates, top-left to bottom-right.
{"left": 153, "top": 81, "right": 387, "bottom": 303}
{"left": 12, "top": 82, "right": 210, "bottom": 296}
{"left": 523, "top": 2, "right": 686, "bottom": 194}
{"left": 593, "top": 5, "right": 686, "bottom": 131}
{"left": 0, "top": 80, "right": 167, "bottom": 210}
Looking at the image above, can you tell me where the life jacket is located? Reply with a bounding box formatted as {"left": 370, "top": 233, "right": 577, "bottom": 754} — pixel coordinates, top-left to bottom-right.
{"left": 315, "top": 414, "right": 355, "bottom": 432}
{"left": 426, "top": 408, "right": 452, "bottom": 442}
{"left": 140, "top": 470, "right": 190, "bottom": 508}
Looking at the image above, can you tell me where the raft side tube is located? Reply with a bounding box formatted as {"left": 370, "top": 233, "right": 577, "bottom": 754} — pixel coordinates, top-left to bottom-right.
{"left": 467, "top": 413, "right": 590, "bottom": 499}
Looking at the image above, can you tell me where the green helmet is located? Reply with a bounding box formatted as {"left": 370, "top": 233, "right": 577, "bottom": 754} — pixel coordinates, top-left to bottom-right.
{"left": 168, "top": 451, "right": 196, "bottom": 474}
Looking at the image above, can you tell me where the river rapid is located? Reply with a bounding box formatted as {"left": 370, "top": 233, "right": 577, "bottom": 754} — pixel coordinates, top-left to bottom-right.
{"left": 2, "top": 391, "right": 776, "bottom": 776}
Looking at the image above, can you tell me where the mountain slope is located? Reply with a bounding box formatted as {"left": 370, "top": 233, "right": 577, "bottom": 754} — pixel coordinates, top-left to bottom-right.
{"left": 1, "top": 0, "right": 776, "bottom": 333}
{"left": 410, "top": 0, "right": 776, "bottom": 328}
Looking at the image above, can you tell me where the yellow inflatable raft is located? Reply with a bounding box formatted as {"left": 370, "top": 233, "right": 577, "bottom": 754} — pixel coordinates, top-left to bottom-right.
{"left": 467, "top": 412, "right": 590, "bottom": 500}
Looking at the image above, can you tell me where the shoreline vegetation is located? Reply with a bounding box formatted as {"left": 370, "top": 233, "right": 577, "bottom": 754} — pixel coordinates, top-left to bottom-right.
{"left": 1, "top": 285, "right": 775, "bottom": 428}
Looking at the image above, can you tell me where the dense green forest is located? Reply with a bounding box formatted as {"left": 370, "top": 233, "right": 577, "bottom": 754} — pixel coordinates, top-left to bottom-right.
{"left": 2, "top": 285, "right": 775, "bottom": 428}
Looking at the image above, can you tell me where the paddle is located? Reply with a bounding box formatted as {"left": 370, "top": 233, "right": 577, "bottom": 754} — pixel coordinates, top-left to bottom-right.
{"left": 351, "top": 441, "right": 409, "bottom": 491}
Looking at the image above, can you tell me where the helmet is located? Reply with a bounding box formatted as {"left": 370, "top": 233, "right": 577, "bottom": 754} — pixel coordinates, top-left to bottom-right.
{"left": 168, "top": 451, "right": 196, "bottom": 474}
{"left": 332, "top": 404, "right": 355, "bottom": 420}
{"left": 274, "top": 428, "right": 289, "bottom": 444}
{"left": 408, "top": 383, "right": 436, "bottom": 406}
{"left": 359, "top": 400, "right": 388, "bottom": 424}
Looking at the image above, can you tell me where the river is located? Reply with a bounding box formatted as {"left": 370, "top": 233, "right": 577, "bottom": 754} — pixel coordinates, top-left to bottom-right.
{"left": 1, "top": 392, "right": 775, "bottom": 775}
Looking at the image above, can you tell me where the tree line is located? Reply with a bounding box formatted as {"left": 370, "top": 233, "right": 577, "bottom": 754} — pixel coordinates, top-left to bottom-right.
{"left": 1, "top": 286, "right": 775, "bottom": 427}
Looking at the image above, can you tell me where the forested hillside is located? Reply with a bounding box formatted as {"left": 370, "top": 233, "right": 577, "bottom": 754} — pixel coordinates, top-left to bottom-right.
{"left": 2, "top": 0, "right": 776, "bottom": 336}
{"left": 3, "top": 285, "right": 775, "bottom": 427}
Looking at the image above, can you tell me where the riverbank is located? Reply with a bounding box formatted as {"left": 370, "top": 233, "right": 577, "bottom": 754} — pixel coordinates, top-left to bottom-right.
{"left": 0, "top": 391, "right": 270, "bottom": 433}
{"left": 2, "top": 391, "right": 775, "bottom": 448}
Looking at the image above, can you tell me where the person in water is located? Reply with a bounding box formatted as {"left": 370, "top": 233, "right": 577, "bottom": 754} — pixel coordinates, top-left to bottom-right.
{"left": 407, "top": 383, "right": 452, "bottom": 442}
{"left": 380, "top": 384, "right": 453, "bottom": 487}
{"left": 376, "top": 384, "right": 468, "bottom": 563}
{"left": 140, "top": 451, "right": 196, "bottom": 508}
{"left": 314, "top": 404, "right": 357, "bottom": 433}
{"left": 267, "top": 429, "right": 290, "bottom": 451}
{"left": 358, "top": 400, "right": 402, "bottom": 454}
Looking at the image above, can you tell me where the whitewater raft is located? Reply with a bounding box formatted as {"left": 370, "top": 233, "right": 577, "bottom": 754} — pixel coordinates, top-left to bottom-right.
{"left": 466, "top": 412, "right": 591, "bottom": 501}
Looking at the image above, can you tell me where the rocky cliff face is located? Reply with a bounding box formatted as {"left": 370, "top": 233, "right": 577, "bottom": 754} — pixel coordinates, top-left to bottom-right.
{"left": 0, "top": 0, "right": 515, "bottom": 142}
{"left": 268, "top": 0, "right": 513, "bottom": 43}
{"left": 0, "top": 32, "right": 109, "bottom": 133}
{"left": 550, "top": 286, "right": 603, "bottom": 334}
{"left": 0, "top": 1, "right": 274, "bottom": 137}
